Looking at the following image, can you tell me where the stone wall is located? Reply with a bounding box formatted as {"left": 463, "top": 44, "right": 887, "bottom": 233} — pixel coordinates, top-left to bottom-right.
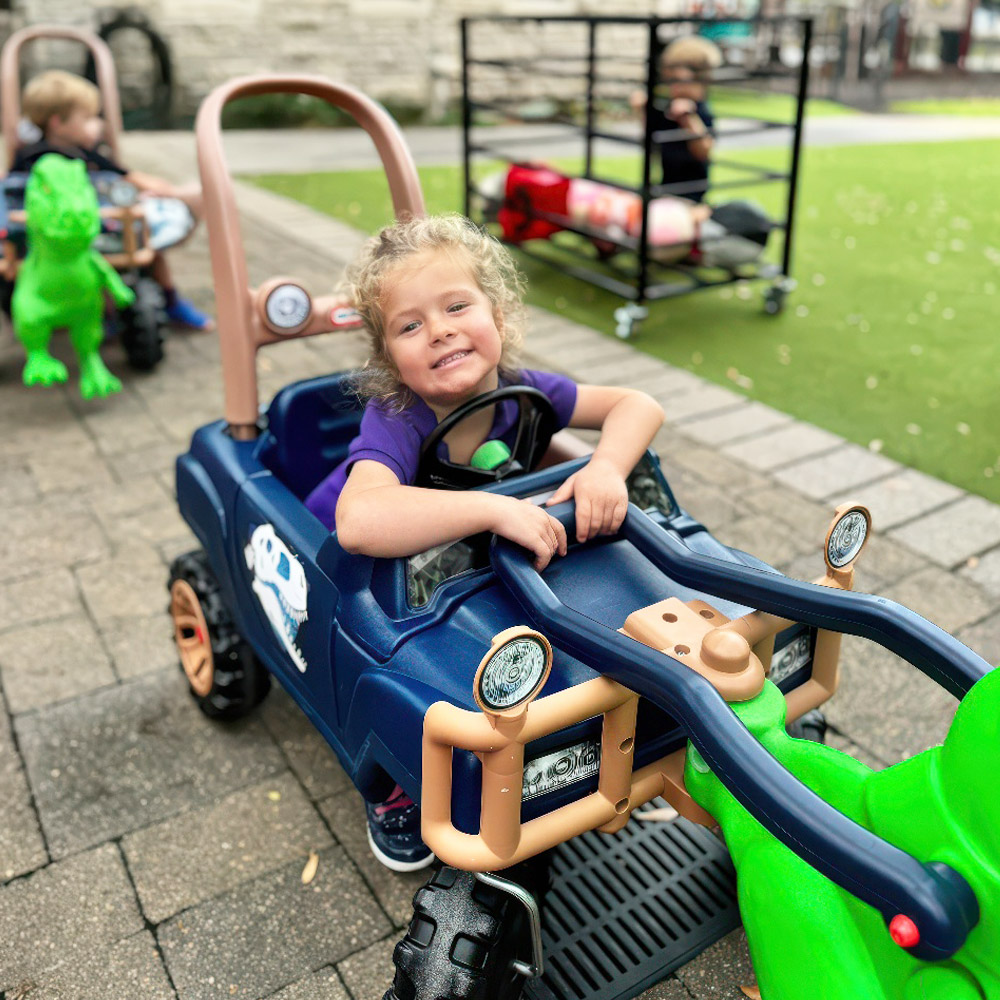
{"left": 10, "top": 0, "right": 696, "bottom": 120}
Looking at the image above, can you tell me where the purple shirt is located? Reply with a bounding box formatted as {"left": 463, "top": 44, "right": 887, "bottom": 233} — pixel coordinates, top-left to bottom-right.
{"left": 305, "top": 369, "right": 578, "bottom": 529}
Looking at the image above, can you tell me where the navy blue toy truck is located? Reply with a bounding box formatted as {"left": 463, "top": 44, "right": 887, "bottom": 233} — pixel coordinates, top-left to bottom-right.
{"left": 169, "top": 75, "right": 989, "bottom": 1000}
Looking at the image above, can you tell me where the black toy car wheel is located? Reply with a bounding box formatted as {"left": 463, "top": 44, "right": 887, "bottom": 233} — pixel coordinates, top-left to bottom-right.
{"left": 0, "top": 277, "right": 13, "bottom": 317}
{"left": 120, "top": 278, "right": 165, "bottom": 371}
{"left": 386, "top": 866, "right": 537, "bottom": 1000}
{"left": 168, "top": 550, "right": 270, "bottom": 720}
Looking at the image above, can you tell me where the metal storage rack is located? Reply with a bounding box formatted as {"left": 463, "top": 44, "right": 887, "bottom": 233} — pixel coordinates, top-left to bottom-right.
{"left": 461, "top": 15, "right": 812, "bottom": 337}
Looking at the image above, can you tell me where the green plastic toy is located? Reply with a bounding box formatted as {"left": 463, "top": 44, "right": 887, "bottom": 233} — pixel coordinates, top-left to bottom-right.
{"left": 685, "top": 670, "right": 1000, "bottom": 999}
{"left": 11, "top": 154, "right": 134, "bottom": 398}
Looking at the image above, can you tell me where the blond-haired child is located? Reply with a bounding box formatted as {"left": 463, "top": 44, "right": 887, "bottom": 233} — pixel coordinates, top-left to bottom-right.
{"left": 12, "top": 69, "right": 213, "bottom": 329}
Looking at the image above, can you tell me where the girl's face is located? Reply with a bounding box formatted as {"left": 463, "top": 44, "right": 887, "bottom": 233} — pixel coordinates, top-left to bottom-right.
{"left": 381, "top": 249, "right": 504, "bottom": 417}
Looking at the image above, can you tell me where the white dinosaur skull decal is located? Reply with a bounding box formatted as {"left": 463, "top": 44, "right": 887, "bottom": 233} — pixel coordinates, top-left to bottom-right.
{"left": 244, "top": 524, "right": 308, "bottom": 672}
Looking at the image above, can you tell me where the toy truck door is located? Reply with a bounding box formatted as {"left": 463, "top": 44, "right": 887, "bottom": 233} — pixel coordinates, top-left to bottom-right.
{"left": 234, "top": 475, "right": 339, "bottom": 719}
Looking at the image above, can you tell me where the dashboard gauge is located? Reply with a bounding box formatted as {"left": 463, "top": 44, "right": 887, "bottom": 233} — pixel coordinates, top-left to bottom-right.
{"left": 264, "top": 283, "right": 311, "bottom": 333}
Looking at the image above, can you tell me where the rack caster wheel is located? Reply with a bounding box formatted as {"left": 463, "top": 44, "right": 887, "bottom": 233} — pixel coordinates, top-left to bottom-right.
{"left": 614, "top": 304, "right": 648, "bottom": 340}
{"left": 763, "top": 277, "right": 796, "bottom": 317}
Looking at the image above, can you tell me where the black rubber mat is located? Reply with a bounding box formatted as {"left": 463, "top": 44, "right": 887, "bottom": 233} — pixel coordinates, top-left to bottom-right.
{"left": 525, "top": 801, "right": 740, "bottom": 1000}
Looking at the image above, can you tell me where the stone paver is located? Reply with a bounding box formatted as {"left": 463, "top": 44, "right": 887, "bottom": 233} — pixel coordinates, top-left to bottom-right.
{"left": 0, "top": 495, "right": 109, "bottom": 583}
{"left": 771, "top": 442, "right": 900, "bottom": 502}
{"left": 880, "top": 565, "right": 993, "bottom": 636}
{"left": 678, "top": 400, "right": 792, "bottom": 447}
{"left": 960, "top": 545, "right": 1000, "bottom": 598}
{"left": 721, "top": 422, "right": 845, "bottom": 472}
{"left": 888, "top": 493, "right": 1000, "bottom": 568}
{"left": 657, "top": 383, "right": 746, "bottom": 424}
{"left": 823, "top": 635, "right": 959, "bottom": 763}
{"left": 674, "top": 929, "right": 755, "bottom": 1000}
{"left": 16, "top": 668, "right": 286, "bottom": 858}
{"left": 0, "top": 568, "right": 84, "bottom": 633}
{"left": 15, "top": 930, "right": 176, "bottom": 1000}
{"left": 851, "top": 467, "right": 964, "bottom": 530}
{"left": 337, "top": 936, "right": 399, "bottom": 1000}
{"left": 104, "top": 613, "right": 183, "bottom": 680}
{"left": 0, "top": 844, "right": 143, "bottom": 993}
{"left": 76, "top": 544, "right": 176, "bottom": 627}
{"left": 157, "top": 846, "right": 390, "bottom": 1000}
{"left": 269, "top": 967, "right": 350, "bottom": 1000}
{"left": 318, "top": 789, "right": 426, "bottom": 927}
{"left": 0, "top": 707, "right": 47, "bottom": 882}
{"left": 27, "top": 443, "right": 116, "bottom": 496}
{"left": 258, "top": 685, "right": 354, "bottom": 801}
{"left": 0, "top": 615, "right": 116, "bottom": 713}
{"left": 123, "top": 771, "right": 335, "bottom": 923}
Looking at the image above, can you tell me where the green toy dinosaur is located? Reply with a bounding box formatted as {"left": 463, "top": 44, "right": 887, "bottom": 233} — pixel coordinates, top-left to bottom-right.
{"left": 11, "top": 153, "right": 134, "bottom": 398}
{"left": 685, "top": 670, "right": 1000, "bottom": 999}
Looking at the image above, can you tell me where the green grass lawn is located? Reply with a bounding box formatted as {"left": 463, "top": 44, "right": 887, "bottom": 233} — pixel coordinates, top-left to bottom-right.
{"left": 246, "top": 138, "right": 1000, "bottom": 503}
{"left": 889, "top": 98, "right": 1000, "bottom": 116}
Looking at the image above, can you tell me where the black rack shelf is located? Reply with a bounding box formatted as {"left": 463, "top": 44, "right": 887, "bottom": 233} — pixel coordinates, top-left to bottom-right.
{"left": 461, "top": 14, "right": 812, "bottom": 336}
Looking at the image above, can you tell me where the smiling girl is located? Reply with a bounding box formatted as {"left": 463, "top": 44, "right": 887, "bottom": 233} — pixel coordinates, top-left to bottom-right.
{"left": 305, "top": 214, "right": 663, "bottom": 870}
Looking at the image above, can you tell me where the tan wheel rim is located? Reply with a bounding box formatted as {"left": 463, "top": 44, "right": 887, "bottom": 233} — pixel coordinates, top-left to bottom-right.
{"left": 170, "top": 579, "right": 214, "bottom": 697}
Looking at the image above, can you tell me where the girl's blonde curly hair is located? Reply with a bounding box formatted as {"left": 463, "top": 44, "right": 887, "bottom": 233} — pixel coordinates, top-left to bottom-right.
{"left": 346, "top": 214, "right": 526, "bottom": 411}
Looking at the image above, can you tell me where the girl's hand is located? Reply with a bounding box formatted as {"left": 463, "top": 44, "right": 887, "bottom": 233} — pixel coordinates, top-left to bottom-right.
{"left": 545, "top": 457, "right": 629, "bottom": 543}
{"left": 487, "top": 495, "right": 568, "bottom": 572}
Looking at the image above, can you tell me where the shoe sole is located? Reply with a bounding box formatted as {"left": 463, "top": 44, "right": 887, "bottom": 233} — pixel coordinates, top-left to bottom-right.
{"left": 366, "top": 825, "right": 436, "bottom": 873}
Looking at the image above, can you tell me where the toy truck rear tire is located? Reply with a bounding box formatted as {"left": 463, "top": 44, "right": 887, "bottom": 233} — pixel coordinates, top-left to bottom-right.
{"left": 385, "top": 866, "right": 535, "bottom": 1000}
{"left": 168, "top": 550, "right": 270, "bottom": 720}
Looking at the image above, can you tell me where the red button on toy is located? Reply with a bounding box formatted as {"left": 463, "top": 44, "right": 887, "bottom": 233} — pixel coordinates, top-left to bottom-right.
{"left": 889, "top": 914, "right": 920, "bottom": 948}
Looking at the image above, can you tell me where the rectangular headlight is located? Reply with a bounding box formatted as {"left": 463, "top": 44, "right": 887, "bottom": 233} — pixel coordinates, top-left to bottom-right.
{"left": 522, "top": 738, "right": 601, "bottom": 801}
{"left": 770, "top": 632, "right": 812, "bottom": 685}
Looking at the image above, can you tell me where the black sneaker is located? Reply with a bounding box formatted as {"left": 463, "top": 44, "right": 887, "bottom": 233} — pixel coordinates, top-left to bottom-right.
{"left": 365, "top": 785, "right": 435, "bottom": 872}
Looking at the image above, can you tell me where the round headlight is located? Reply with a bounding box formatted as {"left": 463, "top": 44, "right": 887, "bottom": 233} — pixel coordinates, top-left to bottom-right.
{"left": 825, "top": 504, "right": 871, "bottom": 571}
{"left": 264, "top": 282, "right": 311, "bottom": 333}
{"left": 475, "top": 627, "right": 552, "bottom": 716}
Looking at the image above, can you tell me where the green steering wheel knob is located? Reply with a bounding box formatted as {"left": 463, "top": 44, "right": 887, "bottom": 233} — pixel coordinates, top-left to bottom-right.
{"left": 470, "top": 440, "right": 512, "bottom": 470}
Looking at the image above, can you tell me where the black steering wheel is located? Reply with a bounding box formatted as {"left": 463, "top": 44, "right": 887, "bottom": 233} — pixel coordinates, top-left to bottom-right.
{"left": 415, "top": 386, "right": 558, "bottom": 490}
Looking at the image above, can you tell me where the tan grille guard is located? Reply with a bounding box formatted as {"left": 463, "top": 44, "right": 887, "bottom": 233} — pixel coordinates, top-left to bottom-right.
{"left": 422, "top": 581, "right": 847, "bottom": 872}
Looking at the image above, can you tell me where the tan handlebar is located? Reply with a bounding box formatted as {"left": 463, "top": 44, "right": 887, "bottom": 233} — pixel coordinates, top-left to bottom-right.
{"left": 194, "top": 74, "right": 425, "bottom": 438}
{"left": 1, "top": 26, "right": 123, "bottom": 168}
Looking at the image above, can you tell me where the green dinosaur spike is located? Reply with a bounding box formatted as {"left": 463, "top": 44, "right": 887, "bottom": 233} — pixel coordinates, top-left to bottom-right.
{"left": 11, "top": 154, "right": 135, "bottom": 398}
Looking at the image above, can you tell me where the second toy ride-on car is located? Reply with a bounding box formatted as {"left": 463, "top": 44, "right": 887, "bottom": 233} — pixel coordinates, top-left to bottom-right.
{"left": 0, "top": 24, "right": 197, "bottom": 373}
{"left": 169, "top": 74, "right": 995, "bottom": 1000}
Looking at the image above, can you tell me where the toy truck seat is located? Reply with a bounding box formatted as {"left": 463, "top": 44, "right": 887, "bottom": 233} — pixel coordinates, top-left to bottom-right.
{"left": 258, "top": 372, "right": 364, "bottom": 500}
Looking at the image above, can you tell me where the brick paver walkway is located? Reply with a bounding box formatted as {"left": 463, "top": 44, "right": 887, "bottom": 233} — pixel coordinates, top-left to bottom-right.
{"left": 2, "top": 130, "right": 999, "bottom": 999}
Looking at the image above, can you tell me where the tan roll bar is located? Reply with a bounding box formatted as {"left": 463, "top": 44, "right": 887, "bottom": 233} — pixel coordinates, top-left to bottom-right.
{"left": 1, "top": 25, "right": 124, "bottom": 168}
{"left": 195, "top": 75, "right": 426, "bottom": 439}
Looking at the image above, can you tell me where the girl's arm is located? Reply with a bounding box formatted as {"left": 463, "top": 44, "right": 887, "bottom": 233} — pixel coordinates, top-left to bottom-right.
{"left": 546, "top": 385, "right": 665, "bottom": 541}
{"left": 336, "top": 460, "right": 567, "bottom": 571}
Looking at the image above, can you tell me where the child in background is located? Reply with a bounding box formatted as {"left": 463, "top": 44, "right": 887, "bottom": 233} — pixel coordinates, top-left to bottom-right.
{"left": 306, "top": 214, "right": 664, "bottom": 870}
{"left": 11, "top": 70, "right": 213, "bottom": 330}
{"left": 631, "top": 36, "right": 723, "bottom": 203}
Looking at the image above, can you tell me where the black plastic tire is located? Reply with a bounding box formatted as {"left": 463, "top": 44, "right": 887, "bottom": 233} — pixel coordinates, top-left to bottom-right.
{"left": 168, "top": 550, "right": 270, "bottom": 720}
{"left": 0, "top": 277, "right": 13, "bottom": 318}
{"left": 787, "top": 708, "right": 827, "bottom": 744}
{"left": 385, "top": 864, "right": 542, "bottom": 1000}
{"left": 120, "top": 278, "right": 165, "bottom": 371}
